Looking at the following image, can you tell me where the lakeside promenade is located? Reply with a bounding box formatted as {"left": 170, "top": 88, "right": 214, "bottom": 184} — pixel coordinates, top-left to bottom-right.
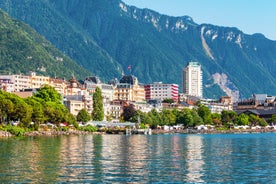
{"left": 1, "top": 127, "right": 276, "bottom": 137}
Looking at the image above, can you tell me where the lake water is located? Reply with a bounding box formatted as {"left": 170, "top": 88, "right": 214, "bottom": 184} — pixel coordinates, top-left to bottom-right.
{"left": 0, "top": 133, "right": 276, "bottom": 183}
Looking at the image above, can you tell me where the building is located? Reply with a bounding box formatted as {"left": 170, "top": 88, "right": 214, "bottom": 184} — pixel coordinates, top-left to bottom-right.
{"left": 144, "top": 82, "right": 179, "bottom": 102}
{"left": 0, "top": 72, "right": 50, "bottom": 92}
{"left": 234, "top": 94, "right": 276, "bottom": 110}
{"left": 0, "top": 74, "right": 30, "bottom": 91}
{"left": 0, "top": 79, "right": 14, "bottom": 92}
{"left": 64, "top": 92, "right": 93, "bottom": 116}
{"left": 114, "top": 75, "right": 145, "bottom": 102}
{"left": 200, "top": 96, "right": 233, "bottom": 114}
{"left": 109, "top": 100, "right": 129, "bottom": 121}
{"left": 67, "top": 76, "right": 84, "bottom": 95}
{"left": 182, "top": 62, "right": 203, "bottom": 98}
{"left": 29, "top": 72, "right": 50, "bottom": 89}
{"left": 84, "top": 76, "right": 114, "bottom": 103}
{"left": 49, "top": 78, "right": 68, "bottom": 96}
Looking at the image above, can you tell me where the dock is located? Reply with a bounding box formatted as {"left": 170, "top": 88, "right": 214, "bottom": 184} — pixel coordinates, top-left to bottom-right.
{"left": 126, "top": 128, "right": 152, "bottom": 135}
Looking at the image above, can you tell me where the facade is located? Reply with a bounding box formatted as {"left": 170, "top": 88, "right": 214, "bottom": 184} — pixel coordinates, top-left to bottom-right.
{"left": 0, "top": 79, "right": 14, "bottom": 92}
{"left": 67, "top": 76, "right": 83, "bottom": 95}
{"left": 84, "top": 76, "right": 114, "bottom": 103}
{"left": 182, "top": 62, "right": 203, "bottom": 98}
{"left": 109, "top": 100, "right": 129, "bottom": 121}
{"left": 29, "top": 72, "right": 50, "bottom": 89}
{"left": 234, "top": 94, "right": 276, "bottom": 110}
{"left": 84, "top": 76, "right": 114, "bottom": 120}
{"left": 49, "top": 78, "right": 68, "bottom": 96}
{"left": 64, "top": 93, "right": 93, "bottom": 116}
{"left": 144, "top": 82, "right": 179, "bottom": 102}
{"left": 0, "top": 72, "right": 50, "bottom": 92}
{"left": 0, "top": 74, "right": 30, "bottom": 91}
{"left": 114, "top": 75, "right": 145, "bottom": 102}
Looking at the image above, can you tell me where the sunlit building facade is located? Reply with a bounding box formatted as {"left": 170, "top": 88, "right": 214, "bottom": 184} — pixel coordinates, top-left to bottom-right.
{"left": 182, "top": 62, "right": 203, "bottom": 98}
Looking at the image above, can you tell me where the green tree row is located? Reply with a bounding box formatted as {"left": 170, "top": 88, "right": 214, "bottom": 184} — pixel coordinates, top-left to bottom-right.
{"left": 0, "top": 85, "right": 76, "bottom": 128}
{"left": 122, "top": 104, "right": 275, "bottom": 129}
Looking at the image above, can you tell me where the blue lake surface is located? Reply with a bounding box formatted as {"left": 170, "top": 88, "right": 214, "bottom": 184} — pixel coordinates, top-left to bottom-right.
{"left": 0, "top": 133, "right": 276, "bottom": 183}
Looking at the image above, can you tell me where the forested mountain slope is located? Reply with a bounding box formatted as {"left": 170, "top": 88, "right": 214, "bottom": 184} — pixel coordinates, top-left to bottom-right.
{"left": 1, "top": 0, "right": 276, "bottom": 100}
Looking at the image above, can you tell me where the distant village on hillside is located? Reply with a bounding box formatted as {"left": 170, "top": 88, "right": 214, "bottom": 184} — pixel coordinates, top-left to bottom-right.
{"left": 0, "top": 62, "right": 275, "bottom": 122}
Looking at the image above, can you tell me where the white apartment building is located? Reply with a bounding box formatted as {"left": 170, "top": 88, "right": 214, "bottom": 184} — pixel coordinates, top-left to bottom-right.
{"left": 182, "top": 62, "right": 203, "bottom": 98}
{"left": 0, "top": 74, "right": 30, "bottom": 91}
{"left": 0, "top": 72, "right": 50, "bottom": 92}
{"left": 144, "top": 82, "right": 179, "bottom": 102}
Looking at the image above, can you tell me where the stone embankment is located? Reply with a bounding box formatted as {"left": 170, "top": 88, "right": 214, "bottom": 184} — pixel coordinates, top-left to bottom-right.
{"left": 0, "top": 130, "right": 104, "bottom": 137}
{"left": 24, "top": 130, "right": 104, "bottom": 136}
{"left": 151, "top": 128, "right": 276, "bottom": 134}
{"left": 0, "top": 131, "right": 13, "bottom": 137}
{"left": 1, "top": 128, "right": 276, "bottom": 137}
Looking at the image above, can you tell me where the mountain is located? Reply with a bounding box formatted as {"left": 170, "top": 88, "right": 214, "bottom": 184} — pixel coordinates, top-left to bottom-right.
{"left": 0, "top": 9, "right": 91, "bottom": 79}
{"left": 0, "top": 0, "right": 276, "bottom": 100}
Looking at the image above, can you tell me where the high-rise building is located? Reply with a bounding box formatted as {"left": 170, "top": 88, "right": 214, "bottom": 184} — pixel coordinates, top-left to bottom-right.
{"left": 182, "top": 62, "right": 203, "bottom": 98}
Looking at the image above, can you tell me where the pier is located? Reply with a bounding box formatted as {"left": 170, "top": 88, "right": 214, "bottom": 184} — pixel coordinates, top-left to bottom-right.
{"left": 126, "top": 128, "right": 152, "bottom": 135}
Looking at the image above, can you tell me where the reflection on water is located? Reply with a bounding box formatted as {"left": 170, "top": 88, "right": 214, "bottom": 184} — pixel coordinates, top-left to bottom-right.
{"left": 1, "top": 133, "right": 276, "bottom": 183}
{"left": 185, "top": 135, "right": 205, "bottom": 183}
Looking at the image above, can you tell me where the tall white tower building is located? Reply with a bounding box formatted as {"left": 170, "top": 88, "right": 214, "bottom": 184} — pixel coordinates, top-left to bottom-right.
{"left": 182, "top": 62, "right": 203, "bottom": 98}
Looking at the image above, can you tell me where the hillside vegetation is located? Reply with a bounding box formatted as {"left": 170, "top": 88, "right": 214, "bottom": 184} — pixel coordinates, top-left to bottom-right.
{"left": 0, "top": 9, "right": 91, "bottom": 79}
{"left": 0, "top": 0, "right": 276, "bottom": 99}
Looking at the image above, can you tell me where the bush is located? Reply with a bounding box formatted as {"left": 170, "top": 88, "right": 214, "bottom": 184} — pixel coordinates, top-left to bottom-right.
{"left": 216, "top": 126, "right": 229, "bottom": 131}
{"left": 79, "top": 125, "right": 98, "bottom": 132}
{"left": 3, "top": 125, "right": 26, "bottom": 136}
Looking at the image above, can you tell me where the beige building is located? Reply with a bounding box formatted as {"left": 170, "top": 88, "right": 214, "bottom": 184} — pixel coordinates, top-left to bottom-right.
{"left": 114, "top": 75, "right": 145, "bottom": 102}
{"left": 64, "top": 94, "right": 93, "bottom": 116}
{"left": 29, "top": 72, "right": 50, "bottom": 89}
{"left": 49, "top": 78, "right": 68, "bottom": 96}
{"left": 67, "top": 76, "right": 84, "bottom": 96}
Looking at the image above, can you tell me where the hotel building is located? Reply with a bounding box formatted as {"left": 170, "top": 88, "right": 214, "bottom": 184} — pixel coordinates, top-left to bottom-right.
{"left": 113, "top": 75, "right": 145, "bottom": 102}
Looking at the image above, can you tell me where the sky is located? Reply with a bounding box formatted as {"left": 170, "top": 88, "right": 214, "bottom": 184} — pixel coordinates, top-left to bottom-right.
{"left": 122, "top": 0, "right": 276, "bottom": 41}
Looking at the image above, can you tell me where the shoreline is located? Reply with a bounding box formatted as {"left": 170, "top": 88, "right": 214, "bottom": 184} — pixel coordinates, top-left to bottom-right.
{"left": 1, "top": 128, "right": 276, "bottom": 137}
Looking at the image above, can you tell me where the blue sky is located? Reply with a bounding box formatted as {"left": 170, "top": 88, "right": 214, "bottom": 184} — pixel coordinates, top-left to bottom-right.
{"left": 122, "top": 0, "right": 276, "bottom": 40}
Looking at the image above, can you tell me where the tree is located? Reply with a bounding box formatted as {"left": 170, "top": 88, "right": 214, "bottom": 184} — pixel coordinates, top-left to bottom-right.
{"left": 197, "top": 105, "right": 212, "bottom": 124}
{"left": 25, "top": 97, "right": 45, "bottom": 124}
{"left": 191, "top": 109, "right": 203, "bottom": 126}
{"left": 162, "top": 98, "right": 174, "bottom": 104}
{"left": 122, "top": 104, "right": 136, "bottom": 122}
{"left": 235, "top": 113, "right": 249, "bottom": 126}
{"left": 258, "top": 118, "right": 268, "bottom": 127}
{"left": 183, "top": 108, "right": 194, "bottom": 127}
{"left": 0, "top": 97, "right": 14, "bottom": 123}
{"left": 92, "top": 87, "right": 104, "bottom": 121}
{"left": 77, "top": 109, "right": 91, "bottom": 123}
{"left": 148, "top": 109, "right": 161, "bottom": 128}
{"left": 34, "top": 85, "right": 62, "bottom": 103}
{"left": 44, "top": 102, "right": 68, "bottom": 124}
{"left": 211, "top": 113, "right": 222, "bottom": 126}
{"left": 269, "top": 114, "right": 276, "bottom": 125}
{"left": 249, "top": 114, "right": 259, "bottom": 126}
{"left": 160, "top": 109, "right": 176, "bottom": 126}
{"left": 221, "top": 110, "right": 237, "bottom": 126}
